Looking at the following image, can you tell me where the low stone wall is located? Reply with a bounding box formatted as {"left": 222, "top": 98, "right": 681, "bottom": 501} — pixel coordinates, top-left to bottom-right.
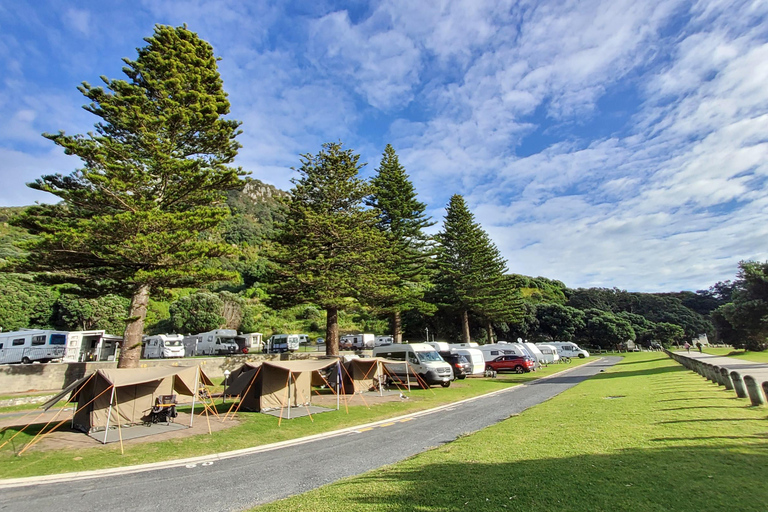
{"left": 0, "top": 352, "right": 310, "bottom": 394}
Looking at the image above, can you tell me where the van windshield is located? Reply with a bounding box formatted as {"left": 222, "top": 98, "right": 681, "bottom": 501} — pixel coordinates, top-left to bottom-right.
{"left": 417, "top": 350, "right": 443, "bottom": 362}
{"left": 166, "top": 340, "right": 182, "bottom": 347}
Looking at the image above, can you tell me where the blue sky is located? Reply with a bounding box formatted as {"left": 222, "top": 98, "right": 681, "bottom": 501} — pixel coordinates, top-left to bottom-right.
{"left": 1, "top": 1, "right": 766, "bottom": 293}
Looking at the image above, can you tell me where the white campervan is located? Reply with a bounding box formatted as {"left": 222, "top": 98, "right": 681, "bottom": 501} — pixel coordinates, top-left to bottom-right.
{"left": 534, "top": 344, "right": 560, "bottom": 364}
{"left": 547, "top": 342, "right": 590, "bottom": 359}
{"left": 0, "top": 330, "right": 68, "bottom": 364}
{"left": 184, "top": 329, "right": 240, "bottom": 356}
{"left": 341, "top": 333, "right": 375, "bottom": 350}
{"left": 264, "top": 334, "right": 300, "bottom": 353}
{"left": 143, "top": 334, "right": 185, "bottom": 359}
{"left": 372, "top": 342, "right": 453, "bottom": 387}
{"left": 375, "top": 335, "right": 393, "bottom": 346}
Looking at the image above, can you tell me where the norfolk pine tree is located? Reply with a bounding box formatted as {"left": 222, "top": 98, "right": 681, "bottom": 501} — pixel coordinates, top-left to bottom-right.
{"left": 367, "top": 144, "right": 435, "bottom": 343}
{"left": 10, "top": 25, "right": 244, "bottom": 368}
{"left": 435, "top": 195, "right": 522, "bottom": 343}
{"left": 270, "top": 142, "right": 397, "bottom": 356}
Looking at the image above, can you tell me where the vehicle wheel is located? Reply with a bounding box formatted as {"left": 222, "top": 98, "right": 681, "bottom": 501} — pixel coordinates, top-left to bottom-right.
{"left": 458, "top": 375, "right": 466, "bottom": 380}
{"left": 579, "top": 353, "right": 586, "bottom": 358}
{"left": 22, "top": 356, "right": 31, "bottom": 364}
{"left": 441, "top": 381, "right": 451, "bottom": 387}
{"left": 514, "top": 365, "right": 524, "bottom": 374}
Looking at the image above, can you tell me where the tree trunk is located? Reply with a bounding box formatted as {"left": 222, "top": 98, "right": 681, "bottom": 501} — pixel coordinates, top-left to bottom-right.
{"left": 461, "top": 310, "right": 471, "bottom": 344}
{"left": 118, "top": 284, "right": 150, "bottom": 368}
{"left": 325, "top": 306, "right": 339, "bottom": 356}
{"left": 393, "top": 311, "right": 403, "bottom": 344}
{"left": 486, "top": 319, "right": 494, "bottom": 344}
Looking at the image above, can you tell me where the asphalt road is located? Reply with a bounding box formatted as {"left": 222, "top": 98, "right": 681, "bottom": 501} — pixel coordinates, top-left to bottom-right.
{"left": 0, "top": 357, "right": 620, "bottom": 512}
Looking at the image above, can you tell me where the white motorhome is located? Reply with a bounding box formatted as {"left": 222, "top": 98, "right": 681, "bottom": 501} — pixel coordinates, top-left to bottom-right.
{"left": 534, "top": 344, "right": 560, "bottom": 364}
{"left": 183, "top": 329, "right": 240, "bottom": 356}
{"left": 544, "top": 342, "right": 590, "bottom": 359}
{"left": 341, "top": 333, "right": 375, "bottom": 350}
{"left": 235, "top": 332, "right": 263, "bottom": 353}
{"left": 372, "top": 343, "right": 453, "bottom": 387}
{"left": 477, "top": 343, "right": 528, "bottom": 362}
{"left": 0, "top": 330, "right": 68, "bottom": 364}
{"left": 375, "top": 335, "right": 394, "bottom": 346}
{"left": 264, "top": 334, "right": 301, "bottom": 353}
{"left": 426, "top": 341, "right": 451, "bottom": 353}
{"left": 446, "top": 345, "right": 485, "bottom": 375}
{"left": 142, "top": 334, "right": 185, "bottom": 359}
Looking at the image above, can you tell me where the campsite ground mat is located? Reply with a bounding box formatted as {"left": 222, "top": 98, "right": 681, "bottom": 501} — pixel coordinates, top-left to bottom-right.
{"left": 261, "top": 405, "right": 335, "bottom": 419}
{"left": 88, "top": 422, "right": 188, "bottom": 443}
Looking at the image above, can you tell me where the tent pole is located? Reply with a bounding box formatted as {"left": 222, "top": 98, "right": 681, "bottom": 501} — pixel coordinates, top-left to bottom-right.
{"left": 379, "top": 361, "right": 383, "bottom": 397}
{"left": 287, "top": 371, "right": 292, "bottom": 420}
{"left": 190, "top": 368, "right": 200, "bottom": 428}
{"left": 103, "top": 385, "right": 116, "bottom": 444}
{"left": 336, "top": 362, "right": 341, "bottom": 411}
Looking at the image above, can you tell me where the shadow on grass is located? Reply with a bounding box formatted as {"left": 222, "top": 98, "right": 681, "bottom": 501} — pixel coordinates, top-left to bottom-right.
{"left": 323, "top": 445, "right": 768, "bottom": 512}
{"left": 590, "top": 365, "right": 686, "bottom": 380}
{"left": 652, "top": 434, "right": 768, "bottom": 442}
{"left": 656, "top": 418, "right": 757, "bottom": 424}
{"left": 657, "top": 406, "right": 746, "bottom": 411}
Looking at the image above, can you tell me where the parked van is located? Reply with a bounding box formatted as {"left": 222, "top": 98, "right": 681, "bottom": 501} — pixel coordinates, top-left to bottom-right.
{"left": 448, "top": 347, "right": 486, "bottom": 376}
{"left": 142, "top": 334, "right": 185, "bottom": 359}
{"left": 372, "top": 343, "right": 453, "bottom": 387}
{"left": 375, "top": 335, "right": 394, "bottom": 346}
{"left": 0, "top": 329, "right": 68, "bottom": 364}
{"left": 341, "top": 333, "right": 375, "bottom": 350}
{"left": 534, "top": 344, "right": 560, "bottom": 364}
{"left": 545, "top": 341, "right": 590, "bottom": 359}
{"left": 234, "top": 332, "right": 263, "bottom": 353}
{"left": 183, "top": 329, "right": 240, "bottom": 356}
{"left": 264, "top": 334, "right": 300, "bottom": 353}
{"left": 477, "top": 343, "right": 527, "bottom": 362}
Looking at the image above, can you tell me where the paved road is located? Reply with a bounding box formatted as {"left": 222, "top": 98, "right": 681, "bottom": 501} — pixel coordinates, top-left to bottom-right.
{"left": 0, "top": 357, "right": 620, "bottom": 512}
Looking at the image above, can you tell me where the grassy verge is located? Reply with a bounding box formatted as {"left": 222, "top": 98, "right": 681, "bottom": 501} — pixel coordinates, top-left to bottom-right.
{"left": 0, "top": 359, "right": 589, "bottom": 478}
{"left": 702, "top": 347, "right": 768, "bottom": 363}
{"left": 252, "top": 352, "right": 768, "bottom": 512}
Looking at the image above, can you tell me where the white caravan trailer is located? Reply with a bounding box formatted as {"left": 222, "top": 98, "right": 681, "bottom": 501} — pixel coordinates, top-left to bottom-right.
{"left": 62, "top": 330, "right": 117, "bottom": 362}
{"left": 264, "top": 334, "right": 301, "bottom": 353}
{"left": 184, "top": 329, "right": 240, "bottom": 356}
{"left": 544, "top": 342, "right": 590, "bottom": 359}
{"left": 375, "top": 335, "right": 394, "bottom": 346}
{"left": 477, "top": 343, "right": 528, "bottom": 362}
{"left": 426, "top": 341, "right": 451, "bottom": 353}
{"left": 0, "top": 330, "right": 68, "bottom": 364}
{"left": 142, "top": 334, "right": 185, "bottom": 359}
{"left": 446, "top": 345, "right": 485, "bottom": 375}
{"left": 341, "top": 333, "right": 375, "bottom": 350}
{"left": 234, "top": 332, "right": 263, "bottom": 353}
{"left": 372, "top": 343, "right": 453, "bottom": 387}
{"left": 534, "top": 344, "right": 561, "bottom": 364}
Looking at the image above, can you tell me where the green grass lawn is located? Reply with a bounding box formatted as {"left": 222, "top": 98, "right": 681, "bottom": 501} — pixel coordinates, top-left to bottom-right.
{"left": 252, "top": 352, "right": 768, "bottom": 512}
{"left": 702, "top": 347, "right": 768, "bottom": 363}
{"left": 0, "top": 359, "right": 589, "bottom": 478}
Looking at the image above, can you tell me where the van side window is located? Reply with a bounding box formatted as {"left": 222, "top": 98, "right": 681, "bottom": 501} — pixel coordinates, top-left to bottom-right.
{"left": 408, "top": 353, "right": 418, "bottom": 364}
{"left": 50, "top": 334, "right": 66, "bottom": 345}
{"left": 12, "top": 338, "right": 25, "bottom": 346}
{"left": 31, "top": 335, "right": 46, "bottom": 346}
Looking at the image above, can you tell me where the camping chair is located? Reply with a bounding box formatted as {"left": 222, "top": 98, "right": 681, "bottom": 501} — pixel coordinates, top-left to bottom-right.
{"left": 149, "top": 394, "right": 178, "bottom": 424}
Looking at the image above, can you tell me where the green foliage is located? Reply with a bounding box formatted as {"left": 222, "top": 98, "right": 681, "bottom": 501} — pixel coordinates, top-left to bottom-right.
{"left": 0, "top": 273, "right": 58, "bottom": 330}
{"left": 715, "top": 260, "right": 768, "bottom": 351}
{"left": 169, "top": 291, "right": 226, "bottom": 333}
{"left": 535, "top": 303, "right": 585, "bottom": 340}
{"left": 579, "top": 308, "right": 636, "bottom": 349}
{"left": 54, "top": 293, "right": 129, "bottom": 334}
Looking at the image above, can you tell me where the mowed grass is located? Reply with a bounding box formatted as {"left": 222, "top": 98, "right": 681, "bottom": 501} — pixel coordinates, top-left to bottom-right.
{"left": 0, "top": 360, "right": 588, "bottom": 478}
{"left": 703, "top": 347, "right": 768, "bottom": 363}
{"left": 253, "top": 352, "right": 768, "bottom": 512}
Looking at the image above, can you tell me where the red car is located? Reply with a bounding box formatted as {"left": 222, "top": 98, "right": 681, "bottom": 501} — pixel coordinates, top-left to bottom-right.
{"left": 485, "top": 355, "right": 535, "bottom": 374}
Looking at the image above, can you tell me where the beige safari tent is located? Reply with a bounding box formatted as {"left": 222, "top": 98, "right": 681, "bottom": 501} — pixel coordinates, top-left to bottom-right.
{"left": 225, "top": 359, "right": 341, "bottom": 418}
{"left": 42, "top": 366, "right": 212, "bottom": 442}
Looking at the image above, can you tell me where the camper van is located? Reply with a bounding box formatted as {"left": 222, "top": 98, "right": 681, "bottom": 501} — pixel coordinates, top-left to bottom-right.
{"left": 372, "top": 343, "right": 454, "bottom": 387}
{"left": 477, "top": 343, "right": 528, "bottom": 362}
{"left": 544, "top": 342, "right": 590, "bottom": 359}
{"left": 534, "top": 344, "right": 560, "bottom": 364}
{"left": 234, "top": 332, "right": 263, "bottom": 353}
{"left": 264, "top": 334, "right": 301, "bottom": 353}
{"left": 0, "top": 329, "right": 68, "bottom": 364}
{"left": 183, "top": 329, "right": 240, "bottom": 356}
{"left": 375, "top": 335, "right": 394, "bottom": 346}
{"left": 340, "top": 333, "right": 375, "bottom": 350}
{"left": 142, "top": 334, "right": 185, "bottom": 359}
{"left": 447, "top": 346, "right": 486, "bottom": 376}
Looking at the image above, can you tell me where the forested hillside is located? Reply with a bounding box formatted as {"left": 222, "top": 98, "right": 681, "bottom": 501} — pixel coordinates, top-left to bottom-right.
{"left": 2, "top": 179, "right": 745, "bottom": 350}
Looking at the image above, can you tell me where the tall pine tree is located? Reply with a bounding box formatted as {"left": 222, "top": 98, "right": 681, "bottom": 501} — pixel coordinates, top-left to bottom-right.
{"left": 269, "top": 142, "right": 397, "bottom": 356}
{"left": 435, "top": 195, "right": 522, "bottom": 343}
{"left": 10, "top": 25, "right": 244, "bottom": 367}
{"left": 367, "top": 144, "right": 435, "bottom": 343}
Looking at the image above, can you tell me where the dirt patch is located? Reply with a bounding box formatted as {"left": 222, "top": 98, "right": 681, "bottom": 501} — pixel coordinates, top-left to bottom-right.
{"left": 2, "top": 411, "right": 240, "bottom": 454}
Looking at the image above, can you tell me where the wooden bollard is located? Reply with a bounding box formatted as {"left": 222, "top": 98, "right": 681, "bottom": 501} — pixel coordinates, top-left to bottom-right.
{"left": 743, "top": 376, "right": 766, "bottom": 406}
{"left": 730, "top": 371, "right": 748, "bottom": 399}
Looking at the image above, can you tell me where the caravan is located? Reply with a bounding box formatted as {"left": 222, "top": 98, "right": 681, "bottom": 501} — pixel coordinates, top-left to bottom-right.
{"left": 340, "top": 333, "right": 375, "bottom": 350}
{"left": 142, "top": 334, "right": 185, "bottom": 359}
{"left": 535, "top": 344, "right": 560, "bottom": 364}
{"left": 234, "top": 332, "right": 263, "bottom": 353}
{"left": 183, "top": 329, "right": 240, "bottom": 356}
{"left": 0, "top": 330, "right": 68, "bottom": 364}
{"left": 477, "top": 343, "right": 528, "bottom": 362}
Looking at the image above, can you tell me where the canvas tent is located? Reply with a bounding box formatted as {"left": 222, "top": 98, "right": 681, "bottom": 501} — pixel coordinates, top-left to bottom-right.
{"left": 225, "top": 359, "right": 341, "bottom": 417}
{"left": 340, "top": 357, "right": 395, "bottom": 395}
{"left": 42, "top": 366, "right": 212, "bottom": 440}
